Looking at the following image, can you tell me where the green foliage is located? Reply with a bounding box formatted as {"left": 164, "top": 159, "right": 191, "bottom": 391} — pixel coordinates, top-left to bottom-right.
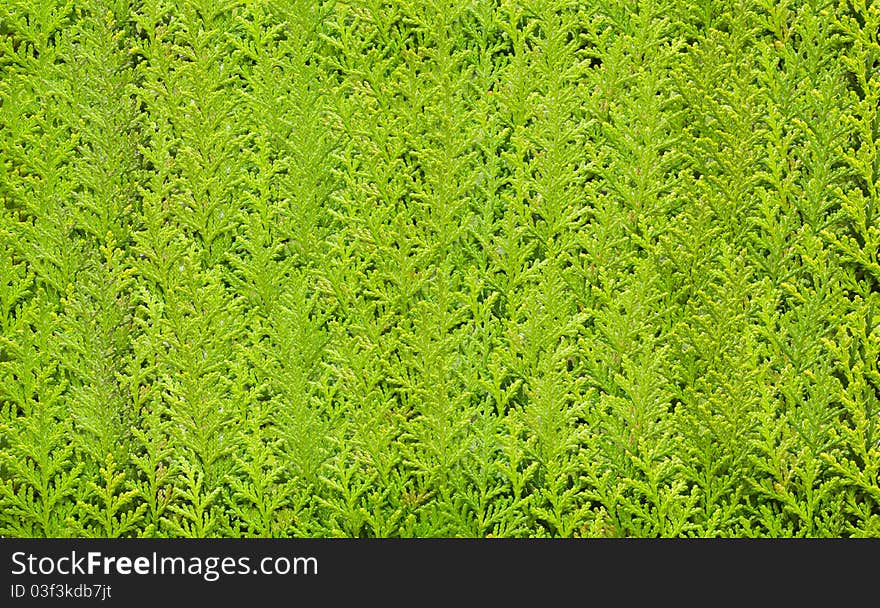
{"left": 1, "top": 0, "right": 878, "bottom": 537}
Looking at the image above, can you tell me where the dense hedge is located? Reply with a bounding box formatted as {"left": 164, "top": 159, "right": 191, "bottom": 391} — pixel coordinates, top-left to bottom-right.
{"left": 1, "top": 0, "right": 879, "bottom": 537}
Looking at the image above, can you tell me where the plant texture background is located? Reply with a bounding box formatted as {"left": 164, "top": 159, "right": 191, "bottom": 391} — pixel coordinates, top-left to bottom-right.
{"left": 1, "top": 0, "right": 879, "bottom": 537}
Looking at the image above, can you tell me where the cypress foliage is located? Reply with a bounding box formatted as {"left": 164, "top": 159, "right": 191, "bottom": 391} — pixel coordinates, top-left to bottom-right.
{"left": 1, "top": 0, "right": 878, "bottom": 537}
